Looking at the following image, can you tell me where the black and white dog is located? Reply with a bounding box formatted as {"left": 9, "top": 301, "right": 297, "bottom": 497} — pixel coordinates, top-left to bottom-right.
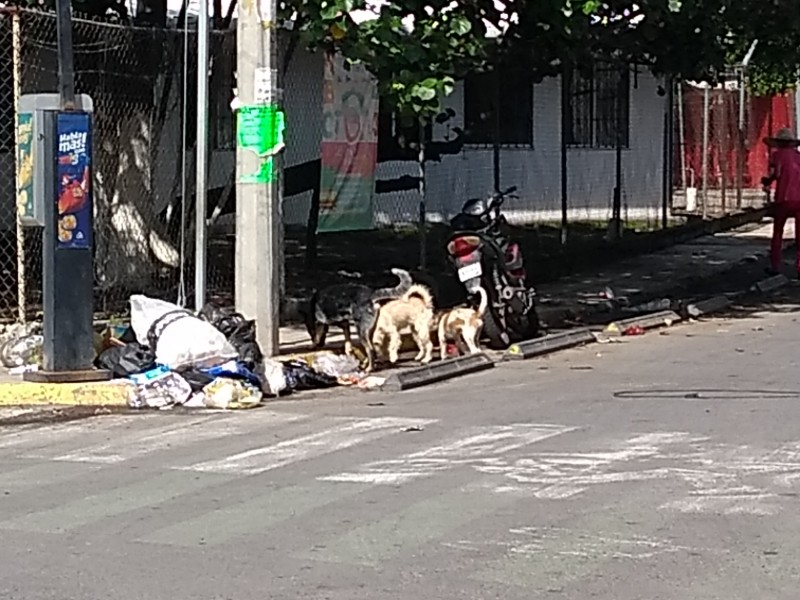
{"left": 305, "top": 268, "right": 412, "bottom": 372}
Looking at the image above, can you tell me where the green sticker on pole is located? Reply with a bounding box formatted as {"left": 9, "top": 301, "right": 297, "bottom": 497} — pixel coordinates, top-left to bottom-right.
{"left": 237, "top": 104, "right": 285, "bottom": 157}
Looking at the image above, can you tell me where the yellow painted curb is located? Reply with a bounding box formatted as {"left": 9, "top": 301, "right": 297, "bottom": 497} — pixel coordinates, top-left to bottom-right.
{"left": 0, "top": 380, "right": 133, "bottom": 407}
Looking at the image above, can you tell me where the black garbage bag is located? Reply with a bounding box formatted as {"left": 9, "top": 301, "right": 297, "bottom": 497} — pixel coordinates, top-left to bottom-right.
{"left": 198, "top": 301, "right": 263, "bottom": 370}
{"left": 282, "top": 360, "right": 338, "bottom": 392}
{"left": 181, "top": 369, "right": 216, "bottom": 393}
{"left": 95, "top": 343, "right": 156, "bottom": 378}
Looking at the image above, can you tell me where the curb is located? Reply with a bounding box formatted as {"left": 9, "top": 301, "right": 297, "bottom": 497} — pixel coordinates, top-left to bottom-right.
{"left": 685, "top": 295, "right": 732, "bottom": 318}
{"left": 503, "top": 328, "right": 595, "bottom": 361}
{"left": 0, "top": 380, "right": 132, "bottom": 407}
{"left": 381, "top": 353, "right": 494, "bottom": 392}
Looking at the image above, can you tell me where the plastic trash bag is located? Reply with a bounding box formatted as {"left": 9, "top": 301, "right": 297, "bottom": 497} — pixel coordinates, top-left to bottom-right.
{"left": 0, "top": 334, "right": 43, "bottom": 369}
{"left": 95, "top": 343, "right": 155, "bottom": 378}
{"left": 282, "top": 360, "right": 337, "bottom": 392}
{"left": 127, "top": 366, "right": 193, "bottom": 409}
{"left": 202, "top": 377, "right": 262, "bottom": 410}
{"left": 203, "top": 359, "right": 261, "bottom": 388}
{"left": 130, "top": 295, "right": 237, "bottom": 370}
{"left": 257, "top": 358, "right": 288, "bottom": 397}
{"left": 311, "top": 353, "right": 361, "bottom": 379}
{"left": 198, "top": 301, "right": 263, "bottom": 371}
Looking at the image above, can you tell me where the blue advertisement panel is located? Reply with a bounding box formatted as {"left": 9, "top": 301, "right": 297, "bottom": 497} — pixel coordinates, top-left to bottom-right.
{"left": 55, "top": 112, "right": 92, "bottom": 249}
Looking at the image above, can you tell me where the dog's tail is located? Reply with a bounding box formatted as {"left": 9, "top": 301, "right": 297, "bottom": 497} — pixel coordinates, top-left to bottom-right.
{"left": 371, "top": 268, "right": 412, "bottom": 303}
{"left": 402, "top": 284, "right": 434, "bottom": 309}
{"left": 475, "top": 286, "right": 489, "bottom": 317}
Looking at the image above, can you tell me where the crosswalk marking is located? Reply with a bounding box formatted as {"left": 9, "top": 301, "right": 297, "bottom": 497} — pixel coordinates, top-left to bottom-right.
{"left": 31, "top": 411, "right": 307, "bottom": 465}
{"left": 178, "top": 416, "right": 435, "bottom": 476}
{"left": 319, "top": 423, "right": 576, "bottom": 485}
{"left": 136, "top": 481, "right": 366, "bottom": 548}
{"left": 0, "top": 415, "right": 161, "bottom": 452}
{"left": 294, "top": 483, "right": 519, "bottom": 567}
{"left": 0, "top": 470, "right": 231, "bottom": 534}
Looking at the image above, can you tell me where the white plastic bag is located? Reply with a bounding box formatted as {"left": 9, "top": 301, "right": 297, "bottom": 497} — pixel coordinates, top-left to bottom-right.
{"left": 130, "top": 295, "right": 237, "bottom": 370}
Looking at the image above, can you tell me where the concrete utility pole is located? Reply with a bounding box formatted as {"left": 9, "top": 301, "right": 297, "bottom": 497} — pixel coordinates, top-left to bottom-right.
{"left": 235, "top": 0, "right": 283, "bottom": 356}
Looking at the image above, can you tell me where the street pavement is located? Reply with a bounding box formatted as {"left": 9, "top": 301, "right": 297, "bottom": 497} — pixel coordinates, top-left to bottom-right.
{"left": 3, "top": 284, "right": 800, "bottom": 599}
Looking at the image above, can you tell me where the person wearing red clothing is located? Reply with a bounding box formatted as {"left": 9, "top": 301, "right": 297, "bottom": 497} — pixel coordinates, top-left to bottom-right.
{"left": 762, "top": 128, "right": 800, "bottom": 277}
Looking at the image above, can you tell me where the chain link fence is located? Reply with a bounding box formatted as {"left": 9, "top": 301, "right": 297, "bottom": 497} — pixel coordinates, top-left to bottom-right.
{"left": 2, "top": 9, "right": 792, "bottom": 323}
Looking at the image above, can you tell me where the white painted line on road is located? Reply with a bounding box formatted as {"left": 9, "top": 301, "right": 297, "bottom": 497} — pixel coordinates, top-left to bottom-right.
{"left": 0, "top": 470, "right": 231, "bottom": 534}
{"left": 319, "top": 424, "right": 577, "bottom": 485}
{"left": 294, "top": 484, "right": 519, "bottom": 568}
{"left": 0, "top": 414, "right": 164, "bottom": 452}
{"left": 33, "top": 411, "right": 307, "bottom": 465}
{"left": 179, "top": 417, "right": 436, "bottom": 476}
{"left": 136, "top": 481, "right": 367, "bottom": 548}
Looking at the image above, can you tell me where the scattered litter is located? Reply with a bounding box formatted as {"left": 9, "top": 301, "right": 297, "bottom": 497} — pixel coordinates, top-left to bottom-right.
{"left": 367, "top": 401, "right": 386, "bottom": 406}
{"left": 282, "top": 360, "right": 338, "bottom": 392}
{"left": 403, "top": 425, "right": 424, "bottom": 432}
{"left": 570, "top": 365, "right": 594, "bottom": 371}
{"left": 357, "top": 375, "right": 386, "bottom": 390}
{"left": 127, "top": 366, "right": 192, "bottom": 409}
{"left": 0, "top": 334, "right": 43, "bottom": 369}
{"left": 592, "top": 332, "right": 623, "bottom": 344}
{"left": 622, "top": 325, "right": 645, "bottom": 336}
{"left": 9, "top": 364, "right": 38, "bottom": 375}
{"left": 257, "top": 358, "right": 288, "bottom": 396}
{"left": 312, "top": 353, "right": 361, "bottom": 379}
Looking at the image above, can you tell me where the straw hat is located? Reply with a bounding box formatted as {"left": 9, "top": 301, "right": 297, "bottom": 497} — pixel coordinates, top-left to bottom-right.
{"left": 764, "top": 127, "right": 800, "bottom": 146}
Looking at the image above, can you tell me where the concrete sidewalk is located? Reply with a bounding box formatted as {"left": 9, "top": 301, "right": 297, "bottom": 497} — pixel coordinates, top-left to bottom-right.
{"left": 279, "top": 218, "right": 791, "bottom": 351}
{"left": 0, "top": 218, "right": 789, "bottom": 407}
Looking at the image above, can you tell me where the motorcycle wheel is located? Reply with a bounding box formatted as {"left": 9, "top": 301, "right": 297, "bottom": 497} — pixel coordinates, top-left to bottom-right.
{"left": 482, "top": 306, "right": 511, "bottom": 350}
{"left": 507, "top": 308, "right": 541, "bottom": 341}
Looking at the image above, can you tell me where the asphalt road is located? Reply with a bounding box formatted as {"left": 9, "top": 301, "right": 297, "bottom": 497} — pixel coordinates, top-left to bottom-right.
{"left": 3, "top": 285, "right": 800, "bottom": 599}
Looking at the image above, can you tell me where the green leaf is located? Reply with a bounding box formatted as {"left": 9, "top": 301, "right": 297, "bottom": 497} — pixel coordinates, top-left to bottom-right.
{"left": 412, "top": 85, "right": 437, "bottom": 101}
{"left": 452, "top": 15, "right": 472, "bottom": 36}
{"left": 581, "top": 0, "right": 601, "bottom": 15}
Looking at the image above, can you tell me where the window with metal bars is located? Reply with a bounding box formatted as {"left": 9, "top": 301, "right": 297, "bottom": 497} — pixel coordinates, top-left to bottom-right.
{"left": 565, "top": 62, "right": 630, "bottom": 149}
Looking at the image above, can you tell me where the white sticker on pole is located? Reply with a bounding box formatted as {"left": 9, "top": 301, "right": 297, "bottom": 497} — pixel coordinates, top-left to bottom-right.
{"left": 254, "top": 68, "right": 277, "bottom": 104}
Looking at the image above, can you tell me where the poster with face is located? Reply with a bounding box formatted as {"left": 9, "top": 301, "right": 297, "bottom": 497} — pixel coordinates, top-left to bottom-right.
{"left": 55, "top": 112, "right": 92, "bottom": 250}
{"left": 318, "top": 52, "right": 379, "bottom": 233}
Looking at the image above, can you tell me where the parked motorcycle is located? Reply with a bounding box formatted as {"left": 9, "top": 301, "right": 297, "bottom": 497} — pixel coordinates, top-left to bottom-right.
{"left": 445, "top": 186, "right": 540, "bottom": 349}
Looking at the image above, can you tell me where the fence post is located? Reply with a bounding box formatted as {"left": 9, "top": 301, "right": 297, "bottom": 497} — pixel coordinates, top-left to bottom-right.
{"left": 560, "top": 65, "right": 568, "bottom": 245}
{"left": 492, "top": 67, "right": 500, "bottom": 193}
{"left": 662, "top": 76, "right": 673, "bottom": 229}
{"left": 611, "top": 64, "right": 624, "bottom": 239}
{"left": 418, "top": 118, "right": 427, "bottom": 270}
{"left": 736, "top": 67, "right": 747, "bottom": 210}
{"left": 701, "top": 83, "right": 710, "bottom": 219}
{"left": 12, "top": 10, "right": 25, "bottom": 324}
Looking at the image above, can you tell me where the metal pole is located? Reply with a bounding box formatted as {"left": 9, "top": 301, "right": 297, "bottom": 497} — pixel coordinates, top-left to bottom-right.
{"left": 676, "top": 80, "right": 687, "bottom": 192}
{"left": 235, "top": 0, "right": 282, "bottom": 356}
{"left": 737, "top": 69, "right": 745, "bottom": 209}
{"left": 612, "top": 65, "right": 624, "bottom": 239}
{"left": 492, "top": 68, "right": 501, "bottom": 193}
{"left": 418, "top": 119, "right": 427, "bottom": 270}
{"left": 195, "top": 0, "right": 209, "bottom": 310}
{"left": 12, "top": 12, "right": 26, "bottom": 323}
{"left": 560, "top": 66, "right": 568, "bottom": 245}
{"left": 55, "top": 0, "right": 75, "bottom": 110}
{"left": 701, "top": 84, "right": 710, "bottom": 219}
{"left": 662, "top": 77, "right": 673, "bottom": 229}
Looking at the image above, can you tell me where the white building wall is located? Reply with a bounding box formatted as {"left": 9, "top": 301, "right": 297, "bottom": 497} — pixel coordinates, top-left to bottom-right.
{"left": 280, "top": 55, "right": 667, "bottom": 227}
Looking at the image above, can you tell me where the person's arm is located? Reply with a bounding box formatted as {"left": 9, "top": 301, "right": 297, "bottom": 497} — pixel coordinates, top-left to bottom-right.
{"left": 762, "top": 152, "right": 780, "bottom": 189}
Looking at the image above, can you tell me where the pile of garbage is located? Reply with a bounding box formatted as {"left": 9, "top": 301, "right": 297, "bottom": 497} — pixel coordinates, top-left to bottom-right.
{"left": 90, "top": 295, "right": 372, "bottom": 410}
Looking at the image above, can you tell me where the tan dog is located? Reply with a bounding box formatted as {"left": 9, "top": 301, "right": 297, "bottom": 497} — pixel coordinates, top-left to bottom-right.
{"left": 373, "top": 284, "right": 435, "bottom": 365}
{"left": 437, "top": 286, "right": 488, "bottom": 360}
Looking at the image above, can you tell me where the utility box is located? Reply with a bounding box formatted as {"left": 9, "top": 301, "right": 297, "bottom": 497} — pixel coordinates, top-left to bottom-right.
{"left": 17, "top": 93, "right": 94, "bottom": 228}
